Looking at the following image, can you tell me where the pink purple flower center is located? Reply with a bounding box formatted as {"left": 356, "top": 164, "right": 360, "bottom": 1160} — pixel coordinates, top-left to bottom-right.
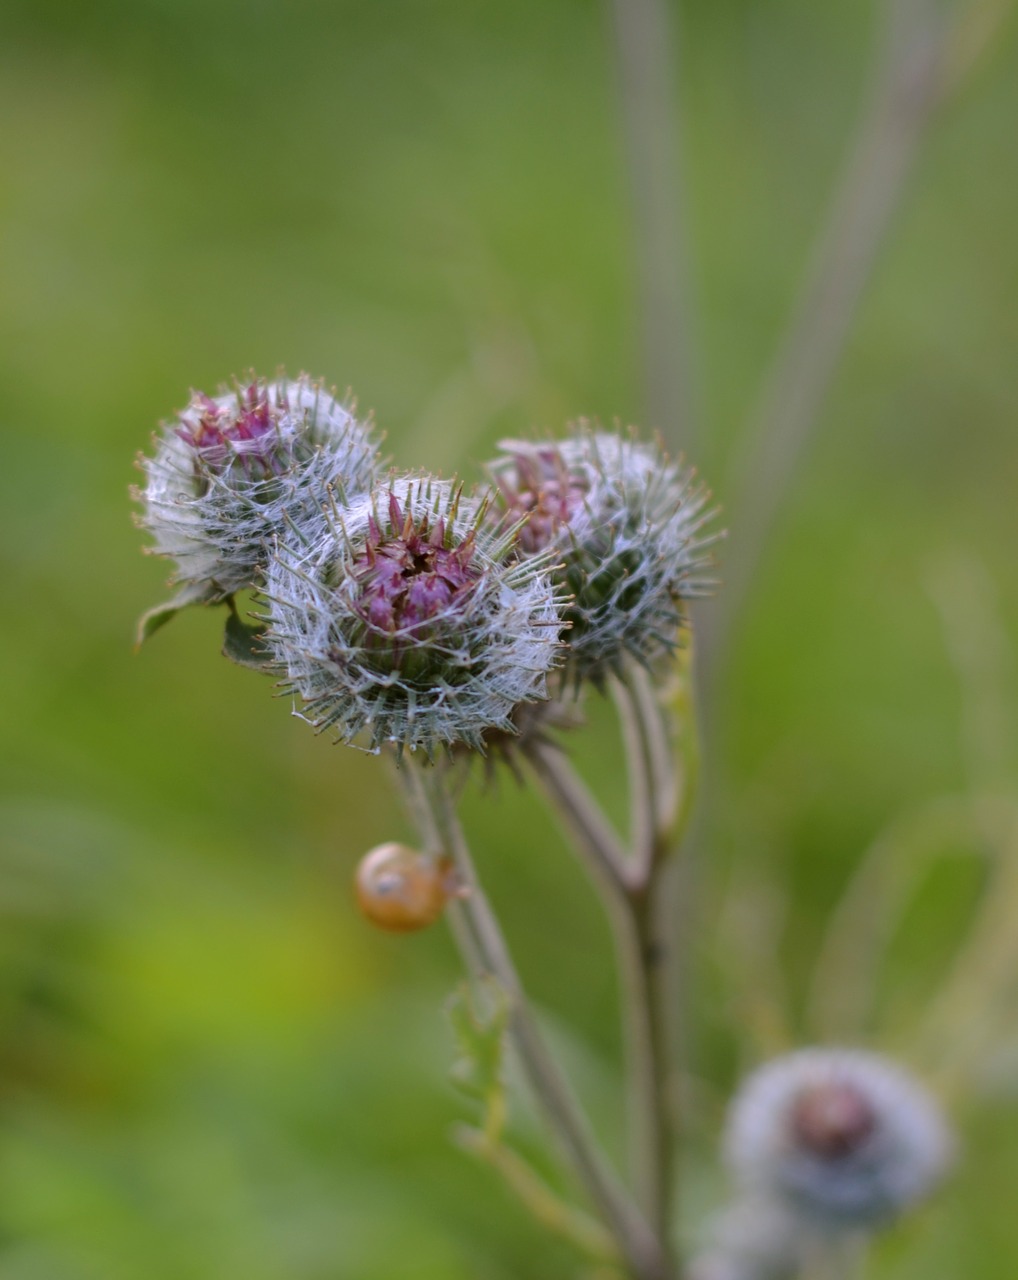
{"left": 791, "top": 1082, "right": 877, "bottom": 1159}
{"left": 177, "top": 383, "right": 288, "bottom": 473}
{"left": 497, "top": 448, "right": 589, "bottom": 554}
{"left": 352, "top": 493, "right": 481, "bottom": 638}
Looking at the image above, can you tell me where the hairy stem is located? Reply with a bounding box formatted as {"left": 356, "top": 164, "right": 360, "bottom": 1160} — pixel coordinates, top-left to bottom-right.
{"left": 527, "top": 696, "right": 683, "bottom": 1268}
{"left": 405, "top": 761, "right": 673, "bottom": 1280}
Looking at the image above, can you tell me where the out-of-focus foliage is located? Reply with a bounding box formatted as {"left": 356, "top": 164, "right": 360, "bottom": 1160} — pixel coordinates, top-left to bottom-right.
{"left": 1, "top": 0, "right": 1017, "bottom": 1275}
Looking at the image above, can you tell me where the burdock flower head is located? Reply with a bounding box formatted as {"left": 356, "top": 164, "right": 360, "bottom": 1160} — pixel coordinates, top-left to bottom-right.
{"left": 724, "top": 1048, "right": 952, "bottom": 1231}
{"left": 136, "top": 373, "right": 380, "bottom": 602}
{"left": 266, "top": 474, "right": 563, "bottom": 755}
{"left": 487, "top": 427, "right": 719, "bottom": 681}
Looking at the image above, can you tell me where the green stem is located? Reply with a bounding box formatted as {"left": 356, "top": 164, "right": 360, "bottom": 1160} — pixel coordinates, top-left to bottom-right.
{"left": 623, "top": 875, "right": 676, "bottom": 1252}
{"left": 526, "top": 707, "right": 682, "bottom": 1270}
{"left": 625, "top": 663, "right": 679, "bottom": 836}
{"left": 525, "top": 739, "right": 633, "bottom": 894}
{"left": 453, "top": 1124, "right": 622, "bottom": 1266}
{"left": 612, "top": 677, "right": 655, "bottom": 872}
{"left": 404, "top": 761, "right": 673, "bottom": 1280}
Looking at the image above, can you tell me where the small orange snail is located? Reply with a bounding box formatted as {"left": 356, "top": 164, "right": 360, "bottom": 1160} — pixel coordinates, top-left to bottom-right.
{"left": 354, "top": 842, "right": 463, "bottom": 933}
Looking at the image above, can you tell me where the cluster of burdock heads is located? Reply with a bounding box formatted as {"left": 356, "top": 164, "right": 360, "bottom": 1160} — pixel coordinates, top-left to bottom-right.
{"left": 134, "top": 373, "right": 953, "bottom": 1280}
{"left": 137, "top": 371, "right": 716, "bottom": 752}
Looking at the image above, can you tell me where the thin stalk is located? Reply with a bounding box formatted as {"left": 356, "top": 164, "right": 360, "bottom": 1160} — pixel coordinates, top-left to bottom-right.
{"left": 617, "top": 661, "right": 685, "bottom": 1244}
{"left": 408, "top": 762, "right": 673, "bottom": 1280}
{"left": 527, "top": 716, "right": 681, "bottom": 1267}
{"left": 396, "top": 756, "right": 495, "bottom": 980}
{"left": 625, "top": 648, "right": 700, "bottom": 1218}
{"left": 612, "top": 677, "right": 655, "bottom": 872}
{"left": 623, "top": 874, "right": 677, "bottom": 1254}
{"left": 608, "top": 0, "right": 699, "bottom": 450}
{"left": 657, "top": 641, "right": 701, "bottom": 855}
{"left": 627, "top": 662, "right": 679, "bottom": 836}
{"left": 445, "top": 896, "right": 488, "bottom": 982}
{"left": 525, "top": 739, "right": 634, "bottom": 895}
{"left": 452, "top": 1124, "right": 622, "bottom": 1266}
{"left": 701, "top": 0, "right": 1018, "bottom": 671}
{"left": 714, "top": 0, "right": 943, "bottom": 645}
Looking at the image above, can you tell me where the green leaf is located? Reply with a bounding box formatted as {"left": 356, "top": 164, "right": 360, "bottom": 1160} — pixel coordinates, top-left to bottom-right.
{"left": 222, "top": 608, "right": 273, "bottom": 672}
{"left": 134, "top": 583, "right": 218, "bottom": 647}
{"left": 447, "top": 977, "right": 511, "bottom": 1140}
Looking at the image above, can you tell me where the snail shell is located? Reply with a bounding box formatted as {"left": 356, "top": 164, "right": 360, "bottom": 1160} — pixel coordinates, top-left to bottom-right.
{"left": 355, "top": 842, "right": 460, "bottom": 933}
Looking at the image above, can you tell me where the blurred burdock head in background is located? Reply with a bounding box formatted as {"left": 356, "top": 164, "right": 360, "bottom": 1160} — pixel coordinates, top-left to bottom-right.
{"left": 135, "top": 373, "right": 380, "bottom": 601}
{"left": 724, "top": 1048, "right": 952, "bottom": 1231}
{"left": 689, "top": 1196, "right": 804, "bottom": 1280}
{"left": 487, "top": 426, "right": 721, "bottom": 684}
{"left": 266, "top": 474, "right": 563, "bottom": 756}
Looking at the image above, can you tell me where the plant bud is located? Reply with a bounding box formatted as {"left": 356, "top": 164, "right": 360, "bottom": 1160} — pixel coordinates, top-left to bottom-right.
{"left": 487, "top": 427, "right": 721, "bottom": 682}
{"left": 136, "top": 373, "right": 380, "bottom": 600}
{"left": 267, "top": 474, "right": 564, "bottom": 755}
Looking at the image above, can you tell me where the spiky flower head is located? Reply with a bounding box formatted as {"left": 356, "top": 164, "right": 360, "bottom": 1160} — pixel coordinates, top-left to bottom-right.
{"left": 266, "top": 474, "right": 563, "bottom": 755}
{"left": 487, "top": 427, "right": 719, "bottom": 681}
{"left": 724, "top": 1049, "right": 952, "bottom": 1231}
{"left": 136, "top": 374, "right": 380, "bottom": 600}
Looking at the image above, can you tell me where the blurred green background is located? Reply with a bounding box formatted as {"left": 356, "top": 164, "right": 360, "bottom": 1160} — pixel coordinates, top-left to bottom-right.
{"left": 2, "top": 0, "right": 1018, "bottom": 1276}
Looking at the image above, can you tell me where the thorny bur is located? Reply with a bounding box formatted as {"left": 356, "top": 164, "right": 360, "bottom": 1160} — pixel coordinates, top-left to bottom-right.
{"left": 487, "top": 427, "right": 720, "bottom": 682}
{"left": 136, "top": 374, "right": 379, "bottom": 602}
{"left": 266, "top": 474, "right": 563, "bottom": 755}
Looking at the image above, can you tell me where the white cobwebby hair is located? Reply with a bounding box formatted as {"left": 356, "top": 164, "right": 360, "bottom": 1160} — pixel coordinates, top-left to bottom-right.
{"left": 138, "top": 376, "right": 380, "bottom": 598}
{"left": 266, "top": 473, "right": 564, "bottom": 756}
{"left": 489, "top": 427, "right": 721, "bottom": 679}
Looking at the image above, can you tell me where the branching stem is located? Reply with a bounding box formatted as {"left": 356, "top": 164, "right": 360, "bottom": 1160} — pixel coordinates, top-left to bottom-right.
{"left": 400, "top": 760, "right": 673, "bottom": 1280}
{"left": 526, "top": 670, "right": 689, "bottom": 1271}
